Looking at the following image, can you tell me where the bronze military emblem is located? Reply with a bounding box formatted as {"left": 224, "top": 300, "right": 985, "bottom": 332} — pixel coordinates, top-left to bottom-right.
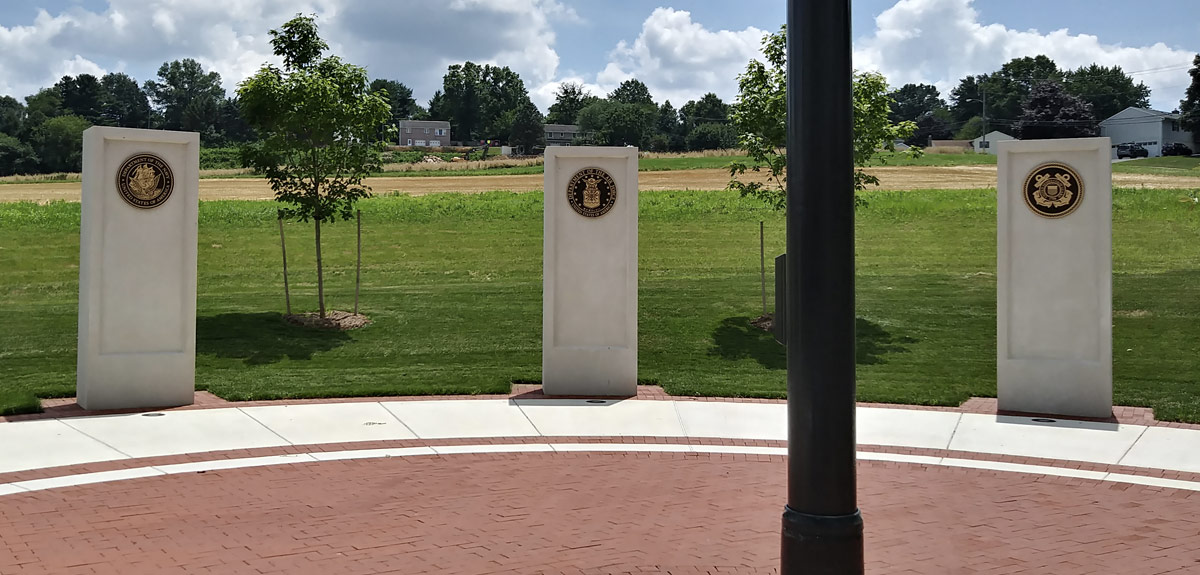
{"left": 1023, "top": 162, "right": 1083, "bottom": 218}
{"left": 116, "top": 153, "right": 174, "bottom": 209}
{"left": 567, "top": 167, "right": 617, "bottom": 218}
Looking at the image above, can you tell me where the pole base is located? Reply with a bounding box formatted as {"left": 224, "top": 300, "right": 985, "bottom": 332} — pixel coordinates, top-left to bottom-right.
{"left": 781, "top": 506, "right": 864, "bottom": 574}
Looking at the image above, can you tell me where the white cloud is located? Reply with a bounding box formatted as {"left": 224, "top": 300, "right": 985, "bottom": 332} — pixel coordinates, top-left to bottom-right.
{"left": 561, "top": 7, "right": 766, "bottom": 107}
{"left": 0, "top": 0, "right": 571, "bottom": 110}
{"left": 854, "top": 0, "right": 1197, "bottom": 112}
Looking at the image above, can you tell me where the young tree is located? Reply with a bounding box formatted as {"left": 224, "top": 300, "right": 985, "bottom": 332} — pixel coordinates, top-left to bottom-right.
{"left": 1015, "top": 80, "right": 1097, "bottom": 140}
{"left": 509, "top": 100, "right": 545, "bottom": 152}
{"left": 1063, "top": 64, "right": 1150, "bottom": 121}
{"left": 546, "top": 82, "right": 595, "bottom": 125}
{"left": 1179, "top": 54, "right": 1200, "bottom": 139}
{"left": 728, "top": 26, "right": 915, "bottom": 210}
{"left": 238, "top": 14, "right": 391, "bottom": 319}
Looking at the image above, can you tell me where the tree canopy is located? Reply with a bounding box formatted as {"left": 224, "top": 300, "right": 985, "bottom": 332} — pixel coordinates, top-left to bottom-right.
{"left": 509, "top": 100, "right": 545, "bottom": 152}
{"left": 728, "top": 26, "right": 915, "bottom": 210}
{"left": 546, "top": 82, "right": 595, "bottom": 125}
{"left": 437, "top": 62, "right": 534, "bottom": 142}
{"left": 1015, "top": 80, "right": 1097, "bottom": 140}
{"left": 1179, "top": 54, "right": 1200, "bottom": 137}
{"left": 370, "top": 78, "right": 419, "bottom": 125}
{"left": 144, "top": 59, "right": 227, "bottom": 135}
{"left": 1063, "top": 64, "right": 1150, "bottom": 121}
{"left": 888, "top": 83, "right": 945, "bottom": 123}
{"left": 608, "top": 79, "right": 655, "bottom": 106}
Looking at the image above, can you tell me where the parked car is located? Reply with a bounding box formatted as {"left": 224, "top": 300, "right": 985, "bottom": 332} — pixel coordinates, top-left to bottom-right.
{"left": 1116, "top": 143, "right": 1149, "bottom": 159}
{"left": 1162, "top": 143, "right": 1194, "bottom": 157}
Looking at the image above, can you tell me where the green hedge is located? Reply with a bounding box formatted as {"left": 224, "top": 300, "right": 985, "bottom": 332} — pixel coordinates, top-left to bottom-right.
{"left": 199, "top": 147, "right": 243, "bottom": 170}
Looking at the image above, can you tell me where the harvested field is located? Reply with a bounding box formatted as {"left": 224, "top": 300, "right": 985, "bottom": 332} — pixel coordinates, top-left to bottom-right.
{"left": 3, "top": 165, "right": 1199, "bottom": 203}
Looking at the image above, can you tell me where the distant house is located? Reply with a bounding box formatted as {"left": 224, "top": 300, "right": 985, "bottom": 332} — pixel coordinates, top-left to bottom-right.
{"left": 544, "top": 124, "right": 587, "bottom": 146}
{"left": 1099, "top": 107, "right": 1195, "bottom": 158}
{"left": 398, "top": 120, "right": 451, "bottom": 148}
{"left": 971, "top": 131, "right": 1017, "bottom": 155}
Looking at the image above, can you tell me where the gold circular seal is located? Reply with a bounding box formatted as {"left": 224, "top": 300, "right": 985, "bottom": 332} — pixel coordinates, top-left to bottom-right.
{"left": 1023, "top": 162, "right": 1083, "bottom": 219}
{"left": 567, "top": 167, "right": 617, "bottom": 218}
{"left": 116, "top": 154, "right": 174, "bottom": 209}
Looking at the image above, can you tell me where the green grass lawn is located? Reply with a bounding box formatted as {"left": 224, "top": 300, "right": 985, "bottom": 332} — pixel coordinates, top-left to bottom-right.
{"left": 2, "top": 188, "right": 1199, "bottom": 421}
{"left": 1113, "top": 156, "right": 1200, "bottom": 177}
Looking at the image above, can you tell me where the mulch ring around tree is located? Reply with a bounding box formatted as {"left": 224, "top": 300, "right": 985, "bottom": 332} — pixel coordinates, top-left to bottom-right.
{"left": 284, "top": 310, "right": 371, "bottom": 331}
{"left": 750, "top": 313, "right": 774, "bottom": 332}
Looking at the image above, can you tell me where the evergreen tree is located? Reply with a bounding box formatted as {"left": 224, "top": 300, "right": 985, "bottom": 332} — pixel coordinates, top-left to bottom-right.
{"left": 1179, "top": 55, "right": 1200, "bottom": 139}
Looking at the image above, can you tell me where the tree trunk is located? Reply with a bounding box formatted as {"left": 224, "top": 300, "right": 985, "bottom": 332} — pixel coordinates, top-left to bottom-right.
{"left": 279, "top": 217, "right": 292, "bottom": 316}
{"left": 355, "top": 210, "right": 362, "bottom": 316}
{"left": 315, "top": 218, "right": 326, "bottom": 319}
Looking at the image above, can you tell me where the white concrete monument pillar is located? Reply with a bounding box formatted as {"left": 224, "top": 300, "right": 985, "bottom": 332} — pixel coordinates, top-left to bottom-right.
{"left": 543, "top": 147, "right": 638, "bottom": 396}
{"left": 77, "top": 127, "right": 200, "bottom": 410}
{"left": 997, "top": 137, "right": 1112, "bottom": 418}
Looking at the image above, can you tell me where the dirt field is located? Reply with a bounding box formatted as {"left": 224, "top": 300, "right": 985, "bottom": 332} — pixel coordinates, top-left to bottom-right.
{"left": 3, "top": 166, "right": 1199, "bottom": 203}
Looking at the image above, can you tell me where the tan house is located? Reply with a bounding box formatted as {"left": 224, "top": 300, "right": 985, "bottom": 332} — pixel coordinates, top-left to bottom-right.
{"left": 398, "top": 120, "right": 451, "bottom": 147}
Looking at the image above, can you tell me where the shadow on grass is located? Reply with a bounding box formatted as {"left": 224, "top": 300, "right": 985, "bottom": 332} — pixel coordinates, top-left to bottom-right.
{"left": 709, "top": 316, "right": 916, "bottom": 370}
{"left": 197, "top": 312, "right": 351, "bottom": 366}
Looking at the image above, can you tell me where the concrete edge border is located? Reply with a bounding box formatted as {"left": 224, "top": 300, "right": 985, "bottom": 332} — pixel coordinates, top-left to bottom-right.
{"left": 3, "top": 442, "right": 1198, "bottom": 497}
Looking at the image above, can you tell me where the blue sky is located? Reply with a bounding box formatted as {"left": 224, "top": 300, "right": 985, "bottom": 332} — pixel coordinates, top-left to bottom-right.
{"left": 1, "top": 1, "right": 1197, "bottom": 114}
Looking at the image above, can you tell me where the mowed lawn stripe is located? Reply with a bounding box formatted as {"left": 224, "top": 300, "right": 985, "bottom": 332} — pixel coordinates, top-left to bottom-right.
{"left": 1, "top": 188, "right": 1198, "bottom": 421}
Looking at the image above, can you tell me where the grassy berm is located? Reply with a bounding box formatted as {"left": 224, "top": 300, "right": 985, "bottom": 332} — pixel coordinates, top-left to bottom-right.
{"left": 1, "top": 188, "right": 1199, "bottom": 421}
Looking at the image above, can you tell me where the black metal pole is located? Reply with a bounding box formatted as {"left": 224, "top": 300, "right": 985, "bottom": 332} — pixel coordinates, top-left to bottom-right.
{"left": 781, "top": 0, "right": 862, "bottom": 573}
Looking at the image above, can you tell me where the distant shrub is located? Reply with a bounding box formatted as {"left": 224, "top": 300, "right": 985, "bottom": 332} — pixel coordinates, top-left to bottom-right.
{"left": 199, "top": 147, "right": 243, "bottom": 169}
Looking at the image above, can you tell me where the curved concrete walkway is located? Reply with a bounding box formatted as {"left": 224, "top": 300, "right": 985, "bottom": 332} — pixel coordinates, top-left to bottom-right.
{"left": 1, "top": 398, "right": 1198, "bottom": 494}
{"left": 3, "top": 396, "right": 1200, "bottom": 574}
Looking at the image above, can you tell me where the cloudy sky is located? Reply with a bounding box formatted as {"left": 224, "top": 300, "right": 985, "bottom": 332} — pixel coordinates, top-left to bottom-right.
{"left": 1, "top": 0, "right": 1197, "bottom": 116}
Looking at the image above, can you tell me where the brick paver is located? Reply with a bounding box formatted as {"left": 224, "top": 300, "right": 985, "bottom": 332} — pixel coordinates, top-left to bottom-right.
{"left": 1, "top": 453, "right": 1198, "bottom": 574}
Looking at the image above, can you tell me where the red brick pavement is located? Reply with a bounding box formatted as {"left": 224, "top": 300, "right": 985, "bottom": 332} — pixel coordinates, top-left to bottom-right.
{"left": 1, "top": 453, "right": 1199, "bottom": 574}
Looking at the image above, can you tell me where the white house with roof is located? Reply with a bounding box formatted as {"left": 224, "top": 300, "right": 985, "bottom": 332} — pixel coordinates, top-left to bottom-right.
{"left": 971, "top": 131, "right": 1017, "bottom": 155}
{"left": 1099, "top": 107, "right": 1195, "bottom": 158}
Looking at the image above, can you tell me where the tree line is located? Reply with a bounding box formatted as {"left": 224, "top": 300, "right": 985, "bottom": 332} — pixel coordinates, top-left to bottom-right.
{"left": 6, "top": 46, "right": 1200, "bottom": 177}
{"left": 891, "top": 54, "right": 1200, "bottom": 145}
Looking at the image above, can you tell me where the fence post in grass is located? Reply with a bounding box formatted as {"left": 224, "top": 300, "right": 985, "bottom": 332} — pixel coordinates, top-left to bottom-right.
{"left": 355, "top": 209, "right": 362, "bottom": 316}
{"left": 760, "top": 220, "right": 767, "bottom": 316}
{"left": 278, "top": 216, "right": 292, "bottom": 316}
